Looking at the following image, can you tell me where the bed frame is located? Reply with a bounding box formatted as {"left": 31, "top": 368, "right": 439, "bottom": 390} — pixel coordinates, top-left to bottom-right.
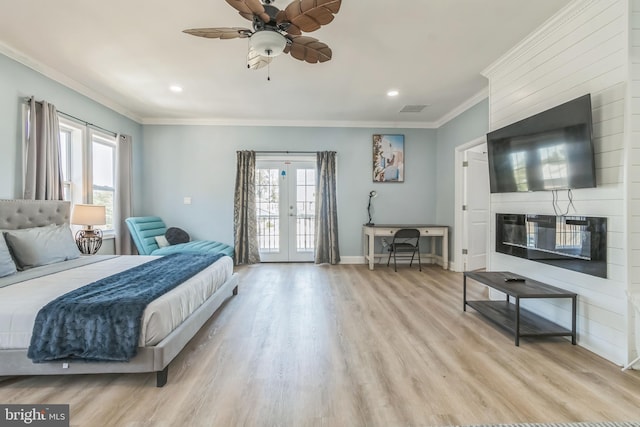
{"left": 0, "top": 199, "right": 238, "bottom": 387}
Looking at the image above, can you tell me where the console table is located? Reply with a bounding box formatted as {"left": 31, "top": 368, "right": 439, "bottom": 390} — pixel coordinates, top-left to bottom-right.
{"left": 362, "top": 224, "right": 448, "bottom": 270}
{"left": 463, "top": 271, "right": 577, "bottom": 346}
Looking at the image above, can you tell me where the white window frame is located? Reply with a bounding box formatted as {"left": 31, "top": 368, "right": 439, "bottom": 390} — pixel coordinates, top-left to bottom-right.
{"left": 89, "top": 129, "right": 116, "bottom": 232}
{"left": 57, "top": 117, "right": 117, "bottom": 235}
{"left": 59, "top": 127, "right": 72, "bottom": 201}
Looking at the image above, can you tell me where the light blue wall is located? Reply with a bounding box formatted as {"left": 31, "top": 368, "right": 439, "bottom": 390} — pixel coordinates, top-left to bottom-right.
{"left": 435, "top": 99, "right": 489, "bottom": 263}
{"left": 0, "top": 53, "right": 143, "bottom": 210}
{"left": 141, "top": 125, "right": 437, "bottom": 256}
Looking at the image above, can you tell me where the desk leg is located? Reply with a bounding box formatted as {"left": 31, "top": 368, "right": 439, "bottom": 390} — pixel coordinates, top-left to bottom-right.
{"left": 571, "top": 296, "right": 577, "bottom": 345}
{"left": 363, "top": 233, "right": 367, "bottom": 267}
{"left": 430, "top": 238, "right": 435, "bottom": 265}
{"left": 515, "top": 297, "right": 521, "bottom": 346}
{"left": 368, "top": 233, "right": 375, "bottom": 270}
{"left": 463, "top": 275, "right": 467, "bottom": 311}
{"left": 442, "top": 232, "right": 449, "bottom": 270}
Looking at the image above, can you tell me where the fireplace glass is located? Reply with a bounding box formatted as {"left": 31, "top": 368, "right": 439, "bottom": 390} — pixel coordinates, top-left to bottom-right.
{"left": 496, "top": 213, "right": 606, "bottom": 278}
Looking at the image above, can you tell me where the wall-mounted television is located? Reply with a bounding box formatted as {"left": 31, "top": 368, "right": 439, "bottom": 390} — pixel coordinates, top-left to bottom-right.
{"left": 487, "top": 94, "right": 595, "bottom": 193}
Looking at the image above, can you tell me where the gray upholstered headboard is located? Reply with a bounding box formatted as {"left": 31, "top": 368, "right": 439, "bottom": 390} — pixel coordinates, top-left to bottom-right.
{"left": 0, "top": 199, "right": 70, "bottom": 230}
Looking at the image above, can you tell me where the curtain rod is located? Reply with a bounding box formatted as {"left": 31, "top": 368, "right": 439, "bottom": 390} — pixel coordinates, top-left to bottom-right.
{"left": 24, "top": 98, "right": 117, "bottom": 137}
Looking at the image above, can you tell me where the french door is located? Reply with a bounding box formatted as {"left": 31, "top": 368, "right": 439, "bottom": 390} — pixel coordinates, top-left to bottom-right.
{"left": 256, "top": 159, "right": 316, "bottom": 262}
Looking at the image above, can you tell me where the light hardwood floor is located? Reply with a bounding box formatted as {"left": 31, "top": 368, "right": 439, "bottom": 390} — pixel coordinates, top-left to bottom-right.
{"left": 1, "top": 263, "right": 639, "bottom": 427}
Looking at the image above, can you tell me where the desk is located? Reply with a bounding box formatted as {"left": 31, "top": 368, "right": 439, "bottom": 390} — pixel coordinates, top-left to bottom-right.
{"left": 362, "top": 224, "right": 448, "bottom": 270}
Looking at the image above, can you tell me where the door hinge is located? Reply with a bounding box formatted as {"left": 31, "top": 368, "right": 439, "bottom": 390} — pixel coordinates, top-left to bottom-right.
{"left": 462, "top": 161, "right": 469, "bottom": 167}
{"left": 462, "top": 205, "right": 467, "bottom": 211}
{"left": 462, "top": 249, "right": 468, "bottom": 255}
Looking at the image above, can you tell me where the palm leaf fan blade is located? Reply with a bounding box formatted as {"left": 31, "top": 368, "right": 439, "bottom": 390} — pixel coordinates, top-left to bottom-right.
{"left": 276, "top": 10, "right": 302, "bottom": 35}
{"left": 225, "top": 0, "right": 252, "bottom": 16}
{"left": 283, "top": 0, "right": 342, "bottom": 33}
{"left": 288, "top": 36, "right": 332, "bottom": 63}
{"left": 226, "top": 0, "right": 270, "bottom": 23}
{"left": 182, "top": 27, "right": 250, "bottom": 39}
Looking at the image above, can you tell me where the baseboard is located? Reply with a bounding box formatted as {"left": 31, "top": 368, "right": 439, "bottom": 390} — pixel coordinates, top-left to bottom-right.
{"left": 339, "top": 256, "right": 365, "bottom": 264}
{"left": 340, "top": 255, "right": 448, "bottom": 269}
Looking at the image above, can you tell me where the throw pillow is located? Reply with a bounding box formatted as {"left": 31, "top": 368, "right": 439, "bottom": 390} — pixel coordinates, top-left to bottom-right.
{"left": 155, "top": 235, "right": 170, "bottom": 248}
{"left": 165, "top": 227, "right": 190, "bottom": 245}
{"left": 5, "top": 224, "right": 81, "bottom": 270}
{"left": 0, "top": 235, "right": 17, "bottom": 277}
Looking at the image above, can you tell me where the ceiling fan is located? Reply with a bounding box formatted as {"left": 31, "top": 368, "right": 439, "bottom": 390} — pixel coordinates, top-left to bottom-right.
{"left": 183, "top": 0, "right": 342, "bottom": 70}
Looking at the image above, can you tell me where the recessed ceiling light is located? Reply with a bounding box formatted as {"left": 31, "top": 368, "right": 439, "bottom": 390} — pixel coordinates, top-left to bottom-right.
{"left": 387, "top": 90, "right": 399, "bottom": 97}
{"left": 169, "top": 85, "right": 183, "bottom": 93}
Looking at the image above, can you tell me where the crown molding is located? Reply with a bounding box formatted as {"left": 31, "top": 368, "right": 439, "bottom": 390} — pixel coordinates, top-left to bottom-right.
{"left": 482, "top": 0, "right": 597, "bottom": 78}
{"left": 433, "top": 87, "right": 489, "bottom": 128}
{"left": 139, "top": 117, "right": 439, "bottom": 129}
{"left": 1, "top": 41, "right": 480, "bottom": 130}
{"left": 0, "top": 41, "right": 142, "bottom": 124}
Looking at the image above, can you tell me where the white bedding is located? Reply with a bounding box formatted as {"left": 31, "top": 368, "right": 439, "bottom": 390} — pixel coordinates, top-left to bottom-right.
{"left": 0, "top": 255, "right": 233, "bottom": 350}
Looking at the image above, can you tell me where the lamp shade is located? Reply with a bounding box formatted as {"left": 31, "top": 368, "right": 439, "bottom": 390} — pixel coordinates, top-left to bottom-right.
{"left": 71, "top": 204, "right": 106, "bottom": 226}
{"left": 250, "top": 30, "right": 287, "bottom": 57}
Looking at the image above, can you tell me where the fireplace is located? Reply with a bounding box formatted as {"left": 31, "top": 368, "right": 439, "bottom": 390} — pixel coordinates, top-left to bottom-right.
{"left": 496, "top": 213, "right": 607, "bottom": 278}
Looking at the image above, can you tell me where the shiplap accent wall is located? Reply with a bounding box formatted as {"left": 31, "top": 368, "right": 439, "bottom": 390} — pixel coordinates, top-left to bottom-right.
{"left": 483, "top": 0, "right": 629, "bottom": 364}
{"left": 628, "top": 0, "right": 640, "bottom": 362}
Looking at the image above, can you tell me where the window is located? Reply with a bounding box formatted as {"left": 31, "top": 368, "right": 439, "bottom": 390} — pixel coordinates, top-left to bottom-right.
{"left": 59, "top": 128, "right": 72, "bottom": 201}
{"left": 58, "top": 118, "right": 117, "bottom": 232}
{"left": 91, "top": 133, "right": 116, "bottom": 230}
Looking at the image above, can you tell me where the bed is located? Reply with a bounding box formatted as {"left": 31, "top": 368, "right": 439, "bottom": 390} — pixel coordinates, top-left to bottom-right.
{"left": 0, "top": 199, "right": 238, "bottom": 387}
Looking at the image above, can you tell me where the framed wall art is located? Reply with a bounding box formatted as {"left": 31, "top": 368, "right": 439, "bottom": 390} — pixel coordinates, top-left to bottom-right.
{"left": 372, "top": 134, "right": 404, "bottom": 182}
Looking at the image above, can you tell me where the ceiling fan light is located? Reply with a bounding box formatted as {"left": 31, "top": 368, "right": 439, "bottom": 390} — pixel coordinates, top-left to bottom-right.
{"left": 250, "top": 30, "right": 287, "bottom": 57}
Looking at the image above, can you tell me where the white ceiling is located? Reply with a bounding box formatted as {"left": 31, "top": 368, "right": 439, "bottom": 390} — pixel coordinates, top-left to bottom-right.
{"left": 0, "top": 0, "right": 571, "bottom": 127}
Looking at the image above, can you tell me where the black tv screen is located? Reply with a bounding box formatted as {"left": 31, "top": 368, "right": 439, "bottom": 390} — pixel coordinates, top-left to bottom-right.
{"left": 487, "top": 94, "right": 595, "bottom": 193}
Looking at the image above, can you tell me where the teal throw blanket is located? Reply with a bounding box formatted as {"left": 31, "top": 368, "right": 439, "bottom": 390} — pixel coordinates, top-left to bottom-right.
{"left": 28, "top": 253, "right": 223, "bottom": 362}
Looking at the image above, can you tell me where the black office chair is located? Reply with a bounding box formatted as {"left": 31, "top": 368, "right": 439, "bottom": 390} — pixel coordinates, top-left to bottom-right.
{"left": 386, "top": 228, "right": 421, "bottom": 272}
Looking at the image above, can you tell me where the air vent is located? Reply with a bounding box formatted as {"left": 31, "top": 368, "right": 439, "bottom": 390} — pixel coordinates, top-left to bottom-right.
{"left": 399, "top": 105, "right": 428, "bottom": 113}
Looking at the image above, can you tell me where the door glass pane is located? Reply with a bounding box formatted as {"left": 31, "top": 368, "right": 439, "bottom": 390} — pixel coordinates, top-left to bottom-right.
{"left": 256, "top": 168, "right": 280, "bottom": 252}
{"left": 296, "top": 168, "right": 315, "bottom": 251}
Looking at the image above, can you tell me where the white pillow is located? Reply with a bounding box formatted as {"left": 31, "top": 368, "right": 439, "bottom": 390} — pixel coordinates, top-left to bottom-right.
{"left": 0, "top": 235, "right": 17, "bottom": 277}
{"left": 155, "top": 235, "right": 170, "bottom": 248}
{"left": 4, "top": 224, "right": 80, "bottom": 270}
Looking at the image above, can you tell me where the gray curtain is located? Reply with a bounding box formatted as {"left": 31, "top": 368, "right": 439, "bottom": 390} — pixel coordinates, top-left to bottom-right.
{"left": 315, "top": 151, "right": 340, "bottom": 264}
{"left": 24, "top": 98, "right": 63, "bottom": 200}
{"left": 234, "top": 150, "right": 260, "bottom": 265}
{"left": 114, "top": 134, "right": 133, "bottom": 255}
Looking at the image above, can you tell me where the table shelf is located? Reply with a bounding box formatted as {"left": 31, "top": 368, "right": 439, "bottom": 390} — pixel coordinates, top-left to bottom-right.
{"left": 465, "top": 300, "right": 572, "bottom": 338}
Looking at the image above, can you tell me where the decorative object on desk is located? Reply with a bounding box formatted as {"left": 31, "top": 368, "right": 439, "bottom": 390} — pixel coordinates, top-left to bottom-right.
{"left": 365, "top": 190, "right": 377, "bottom": 226}
{"left": 373, "top": 134, "right": 404, "bottom": 182}
{"left": 71, "top": 204, "right": 106, "bottom": 255}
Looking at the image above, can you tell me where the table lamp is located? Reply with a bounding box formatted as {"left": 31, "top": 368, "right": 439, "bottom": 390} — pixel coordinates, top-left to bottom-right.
{"left": 366, "top": 190, "right": 377, "bottom": 226}
{"left": 71, "top": 204, "right": 106, "bottom": 255}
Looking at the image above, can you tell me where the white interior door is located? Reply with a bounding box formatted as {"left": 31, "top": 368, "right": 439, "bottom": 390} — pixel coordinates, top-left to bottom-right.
{"left": 463, "top": 149, "right": 490, "bottom": 271}
{"left": 256, "top": 159, "right": 316, "bottom": 262}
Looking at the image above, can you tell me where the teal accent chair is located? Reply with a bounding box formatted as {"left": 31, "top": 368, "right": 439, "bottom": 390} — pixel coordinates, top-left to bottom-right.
{"left": 125, "top": 216, "right": 234, "bottom": 258}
